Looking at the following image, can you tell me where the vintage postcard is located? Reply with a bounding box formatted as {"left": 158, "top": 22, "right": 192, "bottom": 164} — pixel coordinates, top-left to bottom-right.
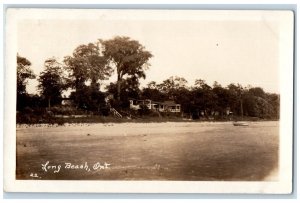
{"left": 4, "top": 9, "right": 294, "bottom": 193}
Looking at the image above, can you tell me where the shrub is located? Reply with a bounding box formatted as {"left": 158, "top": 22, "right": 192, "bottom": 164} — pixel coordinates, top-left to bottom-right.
{"left": 138, "top": 104, "right": 151, "bottom": 116}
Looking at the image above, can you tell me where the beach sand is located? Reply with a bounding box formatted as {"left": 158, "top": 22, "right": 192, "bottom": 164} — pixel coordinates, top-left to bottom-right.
{"left": 16, "top": 121, "right": 279, "bottom": 181}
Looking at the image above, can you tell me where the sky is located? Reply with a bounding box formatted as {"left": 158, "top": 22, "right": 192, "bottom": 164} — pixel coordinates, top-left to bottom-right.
{"left": 17, "top": 10, "right": 280, "bottom": 94}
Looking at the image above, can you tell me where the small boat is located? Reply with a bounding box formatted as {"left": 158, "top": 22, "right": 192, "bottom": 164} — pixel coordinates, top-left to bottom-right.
{"left": 233, "top": 121, "right": 249, "bottom": 126}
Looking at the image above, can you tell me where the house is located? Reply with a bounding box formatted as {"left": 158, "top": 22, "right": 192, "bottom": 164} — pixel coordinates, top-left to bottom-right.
{"left": 154, "top": 100, "right": 181, "bottom": 113}
{"left": 129, "top": 99, "right": 152, "bottom": 110}
{"left": 129, "top": 99, "right": 181, "bottom": 113}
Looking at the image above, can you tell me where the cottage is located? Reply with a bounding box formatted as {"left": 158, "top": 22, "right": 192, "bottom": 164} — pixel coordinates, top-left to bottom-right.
{"left": 153, "top": 100, "right": 181, "bottom": 113}
{"left": 129, "top": 99, "right": 181, "bottom": 113}
{"left": 129, "top": 99, "right": 152, "bottom": 110}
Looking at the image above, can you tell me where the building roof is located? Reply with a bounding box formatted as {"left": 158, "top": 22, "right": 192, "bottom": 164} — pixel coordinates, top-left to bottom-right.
{"left": 152, "top": 100, "right": 179, "bottom": 106}
{"left": 161, "top": 100, "right": 178, "bottom": 106}
{"left": 129, "top": 98, "right": 180, "bottom": 106}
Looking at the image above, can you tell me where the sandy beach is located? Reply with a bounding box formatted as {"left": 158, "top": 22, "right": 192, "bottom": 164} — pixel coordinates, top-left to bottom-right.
{"left": 16, "top": 121, "right": 279, "bottom": 181}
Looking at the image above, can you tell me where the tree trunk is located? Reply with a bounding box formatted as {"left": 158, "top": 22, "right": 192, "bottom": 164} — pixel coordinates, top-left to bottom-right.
{"left": 117, "top": 75, "right": 121, "bottom": 101}
{"left": 91, "top": 79, "right": 99, "bottom": 91}
{"left": 48, "top": 97, "right": 51, "bottom": 109}
{"left": 240, "top": 99, "right": 243, "bottom": 118}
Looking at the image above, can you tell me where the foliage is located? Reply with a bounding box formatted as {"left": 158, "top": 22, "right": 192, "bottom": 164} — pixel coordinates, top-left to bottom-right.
{"left": 156, "top": 76, "right": 188, "bottom": 100}
{"left": 17, "top": 94, "right": 44, "bottom": 111}
{"left": 139, "top": 77, "right": 279, "bottom": 120}
{"left": 100, "top": 36, "right": 153, "bottom": 100}
{"left": 38, "top": 58, "right": 67, "bottom": 108}
{"left": 17, "top": 55, "right": 36, "bottom": 110}
{"left": 69, "top": 86, "right": 107, "bottom": 113}
{"left": 64, "top": 43, "right": 112, "bottom": 90}
{"left": 63, "top": 42, "right": 113, "bottom": 112}
{"left": 17, "top": 55, "right": 36, "bottom": 95}
{"left": 138, "top": 104, "right": 151, "bottom": 116}
{"left": 16, "top": 37, "right": 280, "bottom": 123}
{"left": 106, "top": 77, "right": 141, "bottom": 109}
{"left": 141, "top": 87, "right": 167, "bottom": 102}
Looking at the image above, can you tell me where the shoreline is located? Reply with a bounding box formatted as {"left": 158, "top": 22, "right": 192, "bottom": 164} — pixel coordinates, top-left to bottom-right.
{"left": 16, "top": 120, "right": 279, "bottom": 128}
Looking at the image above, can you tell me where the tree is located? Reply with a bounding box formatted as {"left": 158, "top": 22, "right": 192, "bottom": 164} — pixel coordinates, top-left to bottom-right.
{"left": 156, "top": 76, "right": 188, "bottom": 100}
{"left": 266, "top": 93, "right": 280, "bottom": 119}
{"left": 106, "top": 77, "right": 141, "bottom": 108}
{"left": 143, "top": 76, "right": 191, "bottom": 114}
{"left": 38, "top": 58, "right": 66, "bottom": 108}
{"left": 100, "top": 36, "right": 153, "bottom": 101}
{"left": 195, "top": 79, "right": 211, "bottom": 91}
{"left": 17, "top": 55, "right": 36, "bottom": 110}
{"left": 192, "top": 79, "right": 216, "bottom": 116}
{"left": 17, "top": 55, "right": 35, "bottom": 95}
{"left": 69, "top": 86, "right": 106, "bottom": 112}
{"left": 64, "top": 43, "right": 112, "bottom": 91}
{"left": 141, "top": 81, "right": 168, "bottom": 102}
{"left": 173, "top": 87, "right": 193, "bottom": 114}
{"left": 212, "top": 84, "right": 230, "bottom": 116}
{"left": 243, "top": 87, "right": 279, "bottom": 118}
{"left": 227, "top": 83, "right": 244, "bottom": 116}
{"left": 248, "top": 87, "right": 266, "bottom": 98}
{"left": 147, "top": 81, "right": 157, "bottom": 89}
{"left": 64, "top": 43, "right": 112, "bottom": 110}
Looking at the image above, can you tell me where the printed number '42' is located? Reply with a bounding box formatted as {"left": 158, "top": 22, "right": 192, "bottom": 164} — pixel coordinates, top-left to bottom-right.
{"left": 30, "top": 173, "right": 39, "bottom": 178}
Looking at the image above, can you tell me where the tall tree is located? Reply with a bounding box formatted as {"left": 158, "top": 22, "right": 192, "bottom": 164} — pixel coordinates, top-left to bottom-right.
{"left": 227, "top": 83, "right": 244, "bottom": 116}
{"left": 38, "top": 58, "right": 66, "bottom": 108}
{"left": 17, "top": 55, "right": 35, "bottom": 95}
{"left": 157, "top": 76, "right": 188, "bottom": 100}
{"left": 100, "top": 36, "right": 153, "bottom": 101}
{"left": 243, "top": 87, "right": 278, "bottom": 118}
{"left": 192, "top": 79, "right": 217, "bottom": 115}
{"left": 64, "top": 43, "right": 111, "bottom": 91}
{"left": 141, "top": 81, "right": 168, "bottom": 102}
{"left": 195, "top": 79, "right": 211, "bottom": 91}
{"left": 106, "top": 77, "right": 141, "bottom": 108}
{"left": 212, "top": 83, "right": 230, "bottom": 116}
{"left": 64, "top": 43, "right": 112, "bottom": 110}
{"left": 17, "top": 55, "right": 36, "bottom": 110}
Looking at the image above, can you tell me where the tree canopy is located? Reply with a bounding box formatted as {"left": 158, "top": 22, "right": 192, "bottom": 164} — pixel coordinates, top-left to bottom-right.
{"left": 16, "top": 36, "right": 279, "bottom": 121}
{"left": 100, "top": 36, "right": 153, "bottom": 100}
{"left": 139, "top": 77, "right": 279, "bottom": 119}
{"left": 38, "top": 58, "right": 67, "bottom": 108}
{"left": 17, "top": 55, "right": 35, "bottom": 95}
{"left": 64, "top": 43, "right": 112, "bottom": 90}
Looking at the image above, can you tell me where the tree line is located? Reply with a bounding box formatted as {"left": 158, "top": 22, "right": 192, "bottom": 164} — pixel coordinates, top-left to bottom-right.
{"left": 17, "top": 36, "right": 279, "bottom": 120}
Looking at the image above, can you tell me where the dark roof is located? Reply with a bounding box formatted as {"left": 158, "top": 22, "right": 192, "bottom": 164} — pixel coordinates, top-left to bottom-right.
{"left": 129, "top": 99, "right": 180, "bottom": 106}
{"left": 162, "top": 100, "right": 178, "bottom": 106}
{"left": 152, "top": 100, "right": 179, "bottom": 106}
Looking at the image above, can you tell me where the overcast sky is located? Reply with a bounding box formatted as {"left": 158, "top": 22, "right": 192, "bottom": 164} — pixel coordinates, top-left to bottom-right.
{"left": 17, "top": 10, "right": 280, "bottom": 94}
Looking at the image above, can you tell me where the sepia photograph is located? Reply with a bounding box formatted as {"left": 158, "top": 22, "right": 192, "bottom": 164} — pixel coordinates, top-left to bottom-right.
{"left": 4, "top": 8, "right": 294, "bottom": 193}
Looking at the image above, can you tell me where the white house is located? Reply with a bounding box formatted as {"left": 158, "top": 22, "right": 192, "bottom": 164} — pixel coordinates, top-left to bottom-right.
{"left": 129, "top": 99, "right": 152, "bottom": 110}
{"left": 129, "top": 99, "right": 181, "bottom": 113}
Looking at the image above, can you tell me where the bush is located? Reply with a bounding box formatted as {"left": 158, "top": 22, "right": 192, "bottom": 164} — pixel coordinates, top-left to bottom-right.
{"left": 49, "top": 106, "right": 79, "bottom": 115}
{"left": 99, "top": 106, "right": 110, "bottom": 116}
{"left": 138, "top": 104, "right": 151, "bottom": 116}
